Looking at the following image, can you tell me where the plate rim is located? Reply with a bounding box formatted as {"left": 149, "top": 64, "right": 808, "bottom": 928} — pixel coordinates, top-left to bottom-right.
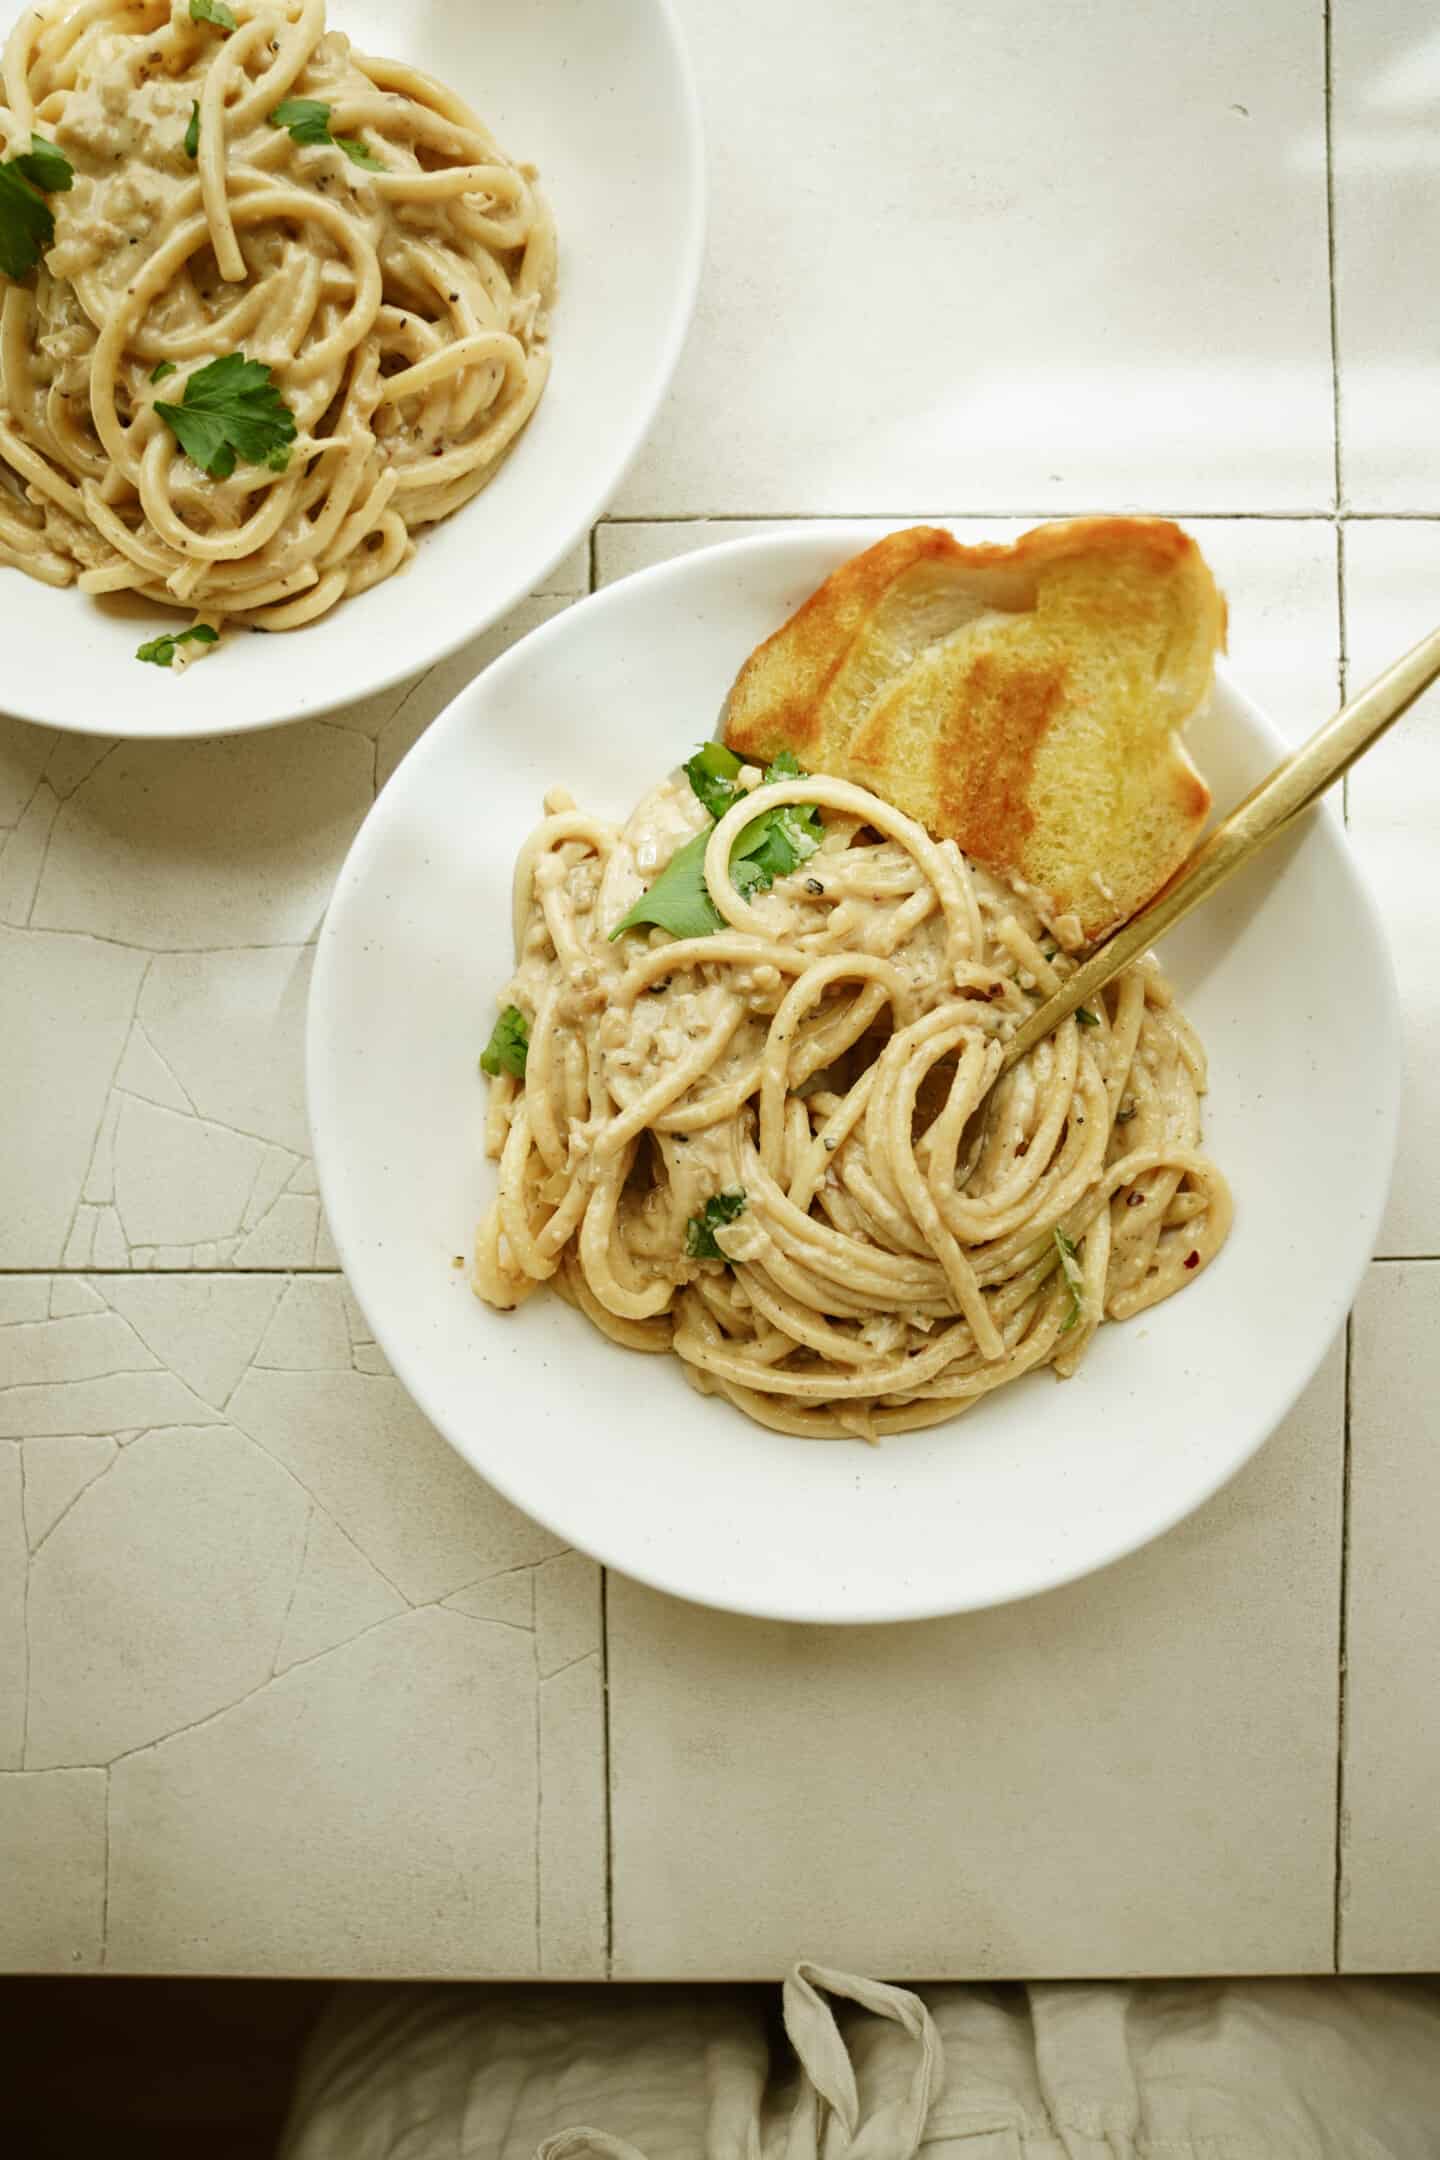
{"left": 6, "top": 0, "right": 706, "bottom": 742}
{"left": 307, "top": 524, "right": 1403, "bottom": 1623}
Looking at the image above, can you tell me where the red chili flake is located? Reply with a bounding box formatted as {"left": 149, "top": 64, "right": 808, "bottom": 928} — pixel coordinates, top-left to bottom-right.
{"left": 1184, "top": 1250, "right": 1200, "bottom": 1270}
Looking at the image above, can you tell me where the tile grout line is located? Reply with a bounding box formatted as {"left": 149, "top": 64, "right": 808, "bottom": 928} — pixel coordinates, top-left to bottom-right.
{"left": 1323, "top": 0, "right": 1344, "bottom": 521}
{"left": 600, "top": 1565, "right": 614, "bottom": 1976}
{"left": 7, "top": 1257, "right": 1440, "bottom": 1283}
{"left": 1334, "top": 1312, "right": 1355, "bottom": 1971}
{"left": 1322, "top": 0, "right": 1353, "bottom": 828}
{"left": 601, "top": 507, "right": 1353, "bottom": 527}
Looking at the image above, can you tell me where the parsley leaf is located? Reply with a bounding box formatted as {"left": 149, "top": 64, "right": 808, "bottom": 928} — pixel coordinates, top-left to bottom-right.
{"left": 155, "top": 353, "right": 297, "bottom": 479}
{"left": 0, "top": 164, "right": 53, "bottom": 280}
{"left": 611, "top": 828, "right": 724, "bottom": 943}
{"left": 480, "top": 1005, "right": 529, "bottom": 1079}
{"left": 150, "top": 359, "right": 176, "bottom": 383}
{"left": 731, "top": 798, "right": 821, "bottom": 895}
{"left": 270, "top": 99, "right": 386, "bottom": 168}
{"left": 614, "top": 744, "right": 823, "bottom": 941}
{"left": 335, "top": 135, "right": 385, "bottom": 170}
{"left": 764, "top": 748, "right": 804, "bottom": 779}
{"left": 685, "top": 1188, "right": 746, "bottom": 1260}
{"left": 1053, "top": 1227, "right": 1086, "bottom": 1334}
{"left": 1075, "top": 1007, "right": 1101, "bottom": 1028}
{"left": 14, "top": 133, "right": 72, "bottom": 193}
{"left": 183, "top": 101, "right": 200, "bottom": 158}
{"left": 684, "top": 739, "right": 742, "bottom": 820}
{"left": 269, "top": 98, "right": 333, "bottom": 146}
{"left": 135, "top": 622, "right": 219, "bottom": 668}
{"left": 189, "top": 0, "right": 237, "bottom": 30}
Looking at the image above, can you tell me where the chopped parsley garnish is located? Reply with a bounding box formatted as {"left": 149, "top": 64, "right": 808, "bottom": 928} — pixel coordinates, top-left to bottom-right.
{"left": 1053, "top": 1227, "right": 1085, "bottom": 1334}
{"left": 731, "top": 790, "right": 822, "bottom": 895}
{"left": 0, "top": 167, "right": 53, "bottom": 280}
{"left": 269, "top": 98, "right": 333, "bottom": 145}
{"left": 150, "top": 359, "right": 176, "bottom": 383}
{"left": 189, "top": 0, "right": 237, "bottom": 30}
{"left": 135, "top": 622, "right": 219, "bottom": 668}
{"left": 0, "top": 134, "right": 74, "bottom": 282}
{"left": 155, "top": 353, "right": 297, "bottom": 479}
{"left": 614, "top": 744, "right": 822, "bottom": 941}
{"left": 13, "top": 134, "right": 73, "bottom": 194}
{"left": 683, "top": 738, "right": 742, "bottom": 820}
{"left": 610, "top": 828, "right": 723, "bottom": 942}
{"left": 480, "top": 1005, "right": 529, "bottom": 1079}
{"left": 270, "top": 99, "right": 385, "bottom": 168}
{"left": 336, "top": 135, "right": 386, "bottom": 170}
{"left": 685, "top": 1187, "right": 746, "bottom": 1260}
{"left": 183, "top": 101, "right": 200, "bottom": 159}
{"left": 1075, "top": 1007, "right": 1100, "bottom": 1028}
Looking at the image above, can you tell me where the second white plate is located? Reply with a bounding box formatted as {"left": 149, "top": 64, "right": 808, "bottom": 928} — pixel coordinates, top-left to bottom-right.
{"left": 4, "top": 0, "right": 703, "bottom": 738}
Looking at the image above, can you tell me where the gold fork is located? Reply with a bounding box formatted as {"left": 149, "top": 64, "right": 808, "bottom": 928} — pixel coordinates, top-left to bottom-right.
{"left": 995, "top": 620, "right": 1440, "bottom": 1078}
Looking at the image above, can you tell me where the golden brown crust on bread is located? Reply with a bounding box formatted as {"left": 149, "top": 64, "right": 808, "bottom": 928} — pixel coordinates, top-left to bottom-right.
{"left": 723, "top": 518, "right": 1226, "bottom": 941}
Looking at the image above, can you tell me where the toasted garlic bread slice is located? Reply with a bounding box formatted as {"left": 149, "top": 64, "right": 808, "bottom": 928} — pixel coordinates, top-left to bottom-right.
{"left": 723, "top": 519, "right": 1226, "bottom": 941}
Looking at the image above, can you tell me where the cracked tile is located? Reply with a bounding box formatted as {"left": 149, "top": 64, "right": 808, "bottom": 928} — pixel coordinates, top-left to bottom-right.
{"left": 0, "top": 1254, "right": 604, "bottom": 1969}
{"left": 114, "top": 1097, "right": 269, "bottom": 1251}
{"left": 42, "top": 734, "right": 113, "bottom": 802}
{"left": 21, "top": 1435, "right": 117, "bottom": 1550}
{"left": 47, "top": 1279, "right": 102, "bottom": 1319}
{"left": 0, "top": 1769, "right": 106, "bottom": 1968}
{"left": 273, "top": 1508, "right": 406, "bottom": 1675}
{"left": 0, "top": 925, "right": 148, "bottom": 1268}
{"left": 1, "top": 1281, "right": 51, "bottom": 1324}
{"left": 539, "top": 1649, "right": 606, "bottom": 1975}
{"left": 97, "top": 1277, "right": 285, "bottom": 1412}
{"left": 535, "top": 1551, "right": 601, "bottom": 1680}
{"left": 234, "top": 1193, "right": 318, "bottom": 1267}
{"left": 141, "top": 947, "right": 312, "bottom": 1158}
{"left": 4, "top": 1313, "right": 158, "bottom": 1388}
{"left": 108, "top": 1608, "right": 548, "bottom": 1975}
{"left": 32, "top": 728, "right": 372, "bottom": 949}
{"left": 0, "top": 719, "right": 56, "bottom": 829}
{"left": 446, "top": 1570, "right": 535, "bottom": 1630}
{"left": 0, "top": 1449, "right": 23, "bottom": 1768}
{"left": 254, "top": 1278, "right": 352, "bottom": 1373}
{"left": 226, "top": 1363, "right": 566, "bottom": 1603}
{"left": 113, "top": 1026, "right": 193, "bottom": 1112}
{"left": 26, "top": 1424, "right": 308, "bottom": 1768}
{"left": 0, "top": 780, "right": 59, "bottom": 924}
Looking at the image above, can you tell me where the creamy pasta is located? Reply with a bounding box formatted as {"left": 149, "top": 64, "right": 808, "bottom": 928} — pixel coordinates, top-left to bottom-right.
{"left": 0, "top": 0, "right": 553, "bottom": 648}
{"left": 474, "top": 756, "right": 1233, "bottom": 1442}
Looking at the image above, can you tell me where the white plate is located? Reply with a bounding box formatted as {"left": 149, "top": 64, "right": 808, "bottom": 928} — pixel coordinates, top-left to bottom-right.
{"left": 308, "top": 530, "right": 1401, "bottom": 1624}
{"left": 4, "top": 0, "right": 703, "bottom": 739}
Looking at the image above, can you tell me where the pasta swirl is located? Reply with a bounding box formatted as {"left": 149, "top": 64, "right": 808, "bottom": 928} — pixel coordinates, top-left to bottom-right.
{"left": 475, "top": 765, "right": 1234, "bottom": 1442}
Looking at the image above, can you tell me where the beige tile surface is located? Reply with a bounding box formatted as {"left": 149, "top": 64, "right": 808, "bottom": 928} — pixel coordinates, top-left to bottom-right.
{"left": 609, "top": 1344, "right": 1345, "bottom": 1979}
{"left": 595, "top": 516, "right": 1342, "bottom": 743}
{"left": 0, "top": 1770, "right": 107, "bottom": 1969}
{"left": 618, "top": 0, "right": 1333, "bottom": 516}
{"left": 1, "top": 1276, "right": 605, "bottom": 1976}
{"left": 0, "top": 585, "right": 583, "bottom": 1274}
{"left": 1333, "top": 0, "right": 1440, "bottom": 508}
{"left": 1337, "top": 521, "right": 1438, "bottom": 1256}
{"left": 1341, "top": 1263, "right": 1440, "bottom": 1972}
